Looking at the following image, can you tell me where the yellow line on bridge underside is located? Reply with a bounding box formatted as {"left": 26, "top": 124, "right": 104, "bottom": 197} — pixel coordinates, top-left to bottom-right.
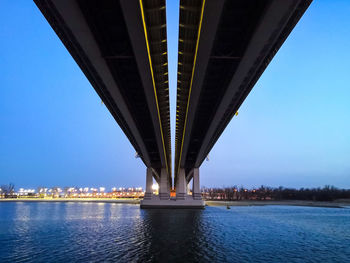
{"left": 176, "top": 0, "right": 206, "bottom": 178}
{"left": 139, "top": 0, "right": 170, "bottom": 177}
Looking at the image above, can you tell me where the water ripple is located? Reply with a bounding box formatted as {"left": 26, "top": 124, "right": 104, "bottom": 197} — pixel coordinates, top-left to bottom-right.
{"left": 0, "top": 203, "right": 349, "bottom": 262}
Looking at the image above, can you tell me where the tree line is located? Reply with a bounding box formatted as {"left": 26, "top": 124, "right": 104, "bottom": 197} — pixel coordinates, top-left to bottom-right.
{"left": 201, "top": 185, "right": 350, "bottom": 201}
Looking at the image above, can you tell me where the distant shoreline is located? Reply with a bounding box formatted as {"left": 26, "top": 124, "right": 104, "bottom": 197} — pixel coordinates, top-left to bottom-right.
{"left": 1, "top": 198, "right": 350, "bottom": 208}
{"left": 206, "top": 200, "right": 350, "bottom": 208}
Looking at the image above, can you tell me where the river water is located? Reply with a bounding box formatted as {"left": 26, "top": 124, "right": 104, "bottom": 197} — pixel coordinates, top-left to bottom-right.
{"left": 0, "top": 202, "right": 349, "bottom": 262}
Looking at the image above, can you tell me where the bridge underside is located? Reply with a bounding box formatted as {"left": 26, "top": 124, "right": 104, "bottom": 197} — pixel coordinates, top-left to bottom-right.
{"left": 36, "top": 0, "right": 312, "bottom": 209}
{"left": 175, "top": 0, "right": 312, "bottom": 185}
{"left": 35, "top": 0, "right": 172, "bottom": 186}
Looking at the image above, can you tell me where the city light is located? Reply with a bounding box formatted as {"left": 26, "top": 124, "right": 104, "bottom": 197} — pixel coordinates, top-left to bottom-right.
{"left": 0, "top": 186, "right": 144, "bottom": 199}
{"left": 152, "top": 184, "right": 159, "bottom": 192}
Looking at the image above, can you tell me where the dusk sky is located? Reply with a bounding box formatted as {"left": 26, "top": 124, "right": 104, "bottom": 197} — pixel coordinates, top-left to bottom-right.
{"left": 1, "top": 0, "right": 349, "bottom": 189}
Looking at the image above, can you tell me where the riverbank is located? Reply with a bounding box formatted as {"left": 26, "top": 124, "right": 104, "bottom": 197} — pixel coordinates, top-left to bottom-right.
{"left": 206, "top": 199, "right": 350, "bottom": 208}
{"left": 0, "top": 198, "right": 140, "bottom": 204}
{"left": 1, "top": 198, "right": 350, "bottom": 208}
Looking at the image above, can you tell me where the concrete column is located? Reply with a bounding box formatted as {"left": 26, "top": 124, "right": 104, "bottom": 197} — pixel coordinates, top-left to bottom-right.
{"left": 192, "top": 168, "right": 202, "bottom": 200}
{"left": 159, "top": 168, "right": 170, "bottom": 200}
{"left": 176, "top": 168, "right": 186, "bottom": 200}
{"left": 168, "top": 177, "right": 171, "bottom": 195}
{"left": 144, "top": 167, "right": 153, "bottom": 200}
{"left": 187, "top": 182, "right": 191, "bottom": 195}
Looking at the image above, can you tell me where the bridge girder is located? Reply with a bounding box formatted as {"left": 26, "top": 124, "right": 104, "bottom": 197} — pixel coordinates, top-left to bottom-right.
{"left": 35, "top": 0, "right": 172, "bottom": 182}
{"left": 175, "top": 0, "right": 312, "bottom": 181}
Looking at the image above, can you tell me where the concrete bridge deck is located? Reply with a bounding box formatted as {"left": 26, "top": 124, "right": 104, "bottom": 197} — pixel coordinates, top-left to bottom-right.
{"left": 35, "top": 0, "right": 312, "bottom": 208}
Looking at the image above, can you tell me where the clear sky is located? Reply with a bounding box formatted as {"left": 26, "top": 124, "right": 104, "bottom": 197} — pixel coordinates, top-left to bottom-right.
{"left": 0, "top": 0, "right": 349, "bottom": 189}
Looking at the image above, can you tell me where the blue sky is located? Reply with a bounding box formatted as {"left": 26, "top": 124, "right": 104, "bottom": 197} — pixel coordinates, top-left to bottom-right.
{"left": 0, "top": 0, "right": 349, "bottom": 189}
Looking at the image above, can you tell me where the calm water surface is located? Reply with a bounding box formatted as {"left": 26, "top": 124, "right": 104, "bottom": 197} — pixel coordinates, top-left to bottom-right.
{"left": 0, "top": 202, "right": 349, "bottom": 262}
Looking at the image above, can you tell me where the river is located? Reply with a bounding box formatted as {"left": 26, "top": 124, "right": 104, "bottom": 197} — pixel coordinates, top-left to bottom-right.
{"left": 0, "top": 202, "right": 349, "bottom": 262}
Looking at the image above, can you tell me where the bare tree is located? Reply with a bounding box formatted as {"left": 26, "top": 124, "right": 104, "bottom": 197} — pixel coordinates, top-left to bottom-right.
{"left": 0, "top": 183, "right": 15, "bottom": 198}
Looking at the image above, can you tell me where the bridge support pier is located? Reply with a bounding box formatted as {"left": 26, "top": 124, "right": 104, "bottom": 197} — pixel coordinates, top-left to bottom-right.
{"left": 192, "top": 168, "right": 202, "bottom": 200}
{"left": 176, "top": 168, "right": 186, "bottom": 200}
{"left": 144, "top": 167, "right": 153, "bottom": 200}
{"left": 159, "top": 168, "right": 170, "bottom": 200}
{"left": 141, "top": 167, "right": 204, "bottom": 209}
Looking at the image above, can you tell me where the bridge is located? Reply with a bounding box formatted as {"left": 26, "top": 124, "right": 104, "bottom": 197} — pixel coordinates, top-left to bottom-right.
{"left": 35, "top": 0, "right": 312, "bottom": 208}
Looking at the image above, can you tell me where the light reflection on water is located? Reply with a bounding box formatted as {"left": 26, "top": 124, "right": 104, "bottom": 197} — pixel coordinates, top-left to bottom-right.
{"left": 0, "top": 202, "right": 349, "bottom": 262}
